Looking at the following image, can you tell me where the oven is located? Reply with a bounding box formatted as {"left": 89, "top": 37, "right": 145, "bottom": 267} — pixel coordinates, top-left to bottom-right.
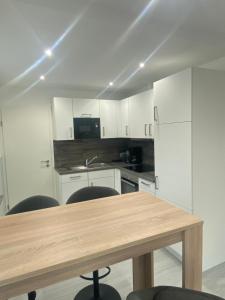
{"left": 121, "top": 177, "right": 138, "bottom": 194}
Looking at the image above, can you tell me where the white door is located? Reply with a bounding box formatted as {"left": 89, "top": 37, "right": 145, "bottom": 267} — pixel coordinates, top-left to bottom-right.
{"left": 120, "top": 99, "right": 129, "bottom": 137}
{"left": 73, "top": 99, "right": 100, "bottom": 118}
{"left": 129, "top": 90, "right": 153, "bottom": 138}
{"left": 154, "top": 122, "right": 192, "bottom": 212}
{"left": 2, "top": 95, "right": 55, "bottom": 209}
{"left": 100, "top": 100, "right": 117, "bottom": 138}
{"left": 153, "top": 69, "right": 192, "bottom": 124}
{"left": 52, "top": 97, "right": 74, "bottom": 140}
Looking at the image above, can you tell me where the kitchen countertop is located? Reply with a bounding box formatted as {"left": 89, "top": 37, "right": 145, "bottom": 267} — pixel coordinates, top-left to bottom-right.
{"left": 55, "top": 162, "right": 155, "bottom": 183}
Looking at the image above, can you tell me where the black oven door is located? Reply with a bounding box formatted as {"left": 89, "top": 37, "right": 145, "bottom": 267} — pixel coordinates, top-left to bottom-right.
{"left": 121, "top": 178, "right": 138, "bottom": 194}
{"left": 74, "top": 118, "right": 100, "bottom": 139}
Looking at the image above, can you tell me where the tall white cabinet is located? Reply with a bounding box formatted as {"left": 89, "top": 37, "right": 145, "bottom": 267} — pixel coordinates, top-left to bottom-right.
{"left": 154, "top": 68, "right": 225, "bottom": 270}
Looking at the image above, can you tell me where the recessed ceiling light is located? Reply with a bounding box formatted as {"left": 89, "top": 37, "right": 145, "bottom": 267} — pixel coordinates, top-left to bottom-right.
{"left": 45, "top": 49, "right": 52, "bottom": 57}
{"left": 139, "top": 62, "right": 145, "bottom": 68}
{"left": 109, "top": 82, "right": 114, "bottom": 86}
{"left": 40, "top": 75, "right": 45, "bottom": 81}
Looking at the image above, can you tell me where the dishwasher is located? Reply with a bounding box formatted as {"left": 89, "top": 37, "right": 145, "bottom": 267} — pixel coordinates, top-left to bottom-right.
{"left": 121, "top": 177, "right": 138, "bottom": 194}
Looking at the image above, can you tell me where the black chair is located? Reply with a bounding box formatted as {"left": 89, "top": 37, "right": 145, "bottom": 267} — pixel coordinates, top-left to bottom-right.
{"left": 67, "top": 186, "right": 121, "bottom": 300}
{"left": 7, "top": 195, "right": 59, "bottom": 300}
{"left": 127, "top": 286, "right": 224, "bottom": 300}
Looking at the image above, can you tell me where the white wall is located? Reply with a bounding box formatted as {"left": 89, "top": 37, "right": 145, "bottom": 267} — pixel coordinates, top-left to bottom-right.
{"left": 192, "top": 68, "right": 225, "bottom": 270}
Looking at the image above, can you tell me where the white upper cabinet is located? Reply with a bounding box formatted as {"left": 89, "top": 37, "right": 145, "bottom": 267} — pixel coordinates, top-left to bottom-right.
{"left": 119, "top": 98, "right": 129, "bottom": 137}
{"left": 129, "top": 90, "right": 154, "bottom": 139}
{"left": 100, "top": 100, "right": 118, "bottom": 138}
{"left": 52, "top": 97, "right": 74, "bottom": 140}
{"left": 73, "top": 99, "right": 100, "bottom": 118}
{"left": 153, "top": 69, "right": 192, "bottom": 124}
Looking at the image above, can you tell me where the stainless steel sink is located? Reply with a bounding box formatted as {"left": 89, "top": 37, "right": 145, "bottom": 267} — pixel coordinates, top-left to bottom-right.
{"left": 69, "top": 163, "right": 107, "bottom": 171}
{"left": 87, "top": 162, "right": 107, "bottom": 168}
{"left": 70, "top": 165, "right": 88, "bottom": 171}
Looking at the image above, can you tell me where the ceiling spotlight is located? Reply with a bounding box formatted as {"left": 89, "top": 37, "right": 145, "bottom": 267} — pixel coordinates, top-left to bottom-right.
{"left": 45, "top": 49, "right": 52, "bottom": 57}
{"left": 139, "top": 62, "right": 145, "bottom": 68}
{"left": 109, "top": 82, "right": 114, "bottom": 86}
{"left": 40, "top": 75, "right": 45, "bottom": 81}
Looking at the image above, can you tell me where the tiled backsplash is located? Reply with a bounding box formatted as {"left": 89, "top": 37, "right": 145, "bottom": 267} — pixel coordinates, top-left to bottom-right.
{"left": 54, "top": 139, "right": 154, "bottom": 169}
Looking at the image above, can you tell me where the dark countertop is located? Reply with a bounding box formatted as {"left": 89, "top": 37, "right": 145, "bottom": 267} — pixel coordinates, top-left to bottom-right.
{"left": 55, "top": 162, "right": 155, "bottom": 183}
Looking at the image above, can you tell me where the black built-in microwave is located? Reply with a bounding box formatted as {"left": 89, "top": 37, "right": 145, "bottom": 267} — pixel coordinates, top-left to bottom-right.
{"left": 73, "top": 118, "right": 100, "bottom": 139}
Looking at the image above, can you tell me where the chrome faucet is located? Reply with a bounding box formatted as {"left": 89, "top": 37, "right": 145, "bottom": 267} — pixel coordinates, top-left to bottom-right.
{"left": 85, "top": 155, "right": 98, "bottom": 167}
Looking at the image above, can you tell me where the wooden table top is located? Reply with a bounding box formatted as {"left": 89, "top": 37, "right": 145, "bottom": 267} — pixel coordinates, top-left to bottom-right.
{"left": 0, "top": 192, "right": 202, "bottom": 290}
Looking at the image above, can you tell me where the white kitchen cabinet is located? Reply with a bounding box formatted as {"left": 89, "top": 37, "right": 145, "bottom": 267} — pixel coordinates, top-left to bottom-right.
{"left": 138, "top": 178, "right": 155, "bottom": 196}
{"left": 73, "top": 99, "right": 100, "bottom": 118}
{"left": 154, "top": 122, "right": 192, "bottom": 212}
{"left": 52, "top": 98, "right": 74, "bottom": 140}
{"left": 58, "top": 172, "right": 88, "bottom": 204}
{"left": 89, "top": 177, "right": 115, "bottom": 189}
{"left": 0, "top": 199, "right": 5, "bottom": 216}
{"left": 88, "top": 169, "right": 115, "bottom": 189}
{"left": 57, "top": 169, "right": 116, "bottom": 204}
{"left": 153, "top": 69, "right": 192, "bottom": 124}
{"left": 119, "top": 99, "right": 129, "bottom": 137}
{"left": 114, "top": 169, "right": 121, "bottom": 194}
{"left": 153, "top": 67, "right": 225, "bottom": 270}
{"left": 129, "top": 90, "right": 154, "bottom": 139}
{"left": 100, "top": 100, "right": 118, "bottom": 138}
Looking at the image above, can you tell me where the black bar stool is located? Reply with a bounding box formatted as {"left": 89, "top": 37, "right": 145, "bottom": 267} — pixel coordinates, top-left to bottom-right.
{"left": 6, "top": 195, "right": 59, "bottom": 300}
{"left": 127, "top": 286, "right": 224, "bottom": 300}
{"left": 67, "top": 186, "right": 121, "bottom": 300}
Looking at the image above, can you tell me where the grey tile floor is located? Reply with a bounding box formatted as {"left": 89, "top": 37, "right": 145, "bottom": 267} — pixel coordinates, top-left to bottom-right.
{"left": 12, "top": 249, "right": 225, "bottom": 300}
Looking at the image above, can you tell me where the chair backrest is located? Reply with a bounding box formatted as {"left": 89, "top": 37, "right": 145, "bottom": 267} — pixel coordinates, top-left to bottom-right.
{"left": 7, "top": 195, "right": 59, "bottom": 215}
{"left": 67, "top": 186, "right": 119, "bottom": 204}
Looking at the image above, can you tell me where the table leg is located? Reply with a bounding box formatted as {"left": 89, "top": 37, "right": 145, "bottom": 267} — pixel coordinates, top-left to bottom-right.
{"left": 182, "top": 224, "right": 203, "bottom": 290}
{"left": 133, "top": 252, "right": 154, "bottom": 291}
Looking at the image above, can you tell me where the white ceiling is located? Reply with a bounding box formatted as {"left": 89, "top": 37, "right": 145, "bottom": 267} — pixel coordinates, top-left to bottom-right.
{"left": 2, "top": 0, "right": 225, "bottom": 97}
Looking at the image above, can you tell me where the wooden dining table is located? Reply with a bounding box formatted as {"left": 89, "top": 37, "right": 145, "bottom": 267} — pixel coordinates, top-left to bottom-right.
{"left": 0, "top": 192, "right": 203, "bottom": 299}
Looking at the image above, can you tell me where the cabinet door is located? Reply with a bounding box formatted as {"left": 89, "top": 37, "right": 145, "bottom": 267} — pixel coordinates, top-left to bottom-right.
{"left": 120, "top": 99, "right": 129, "bottom": 137}
{"left": 100, "top": 100, "right": 118, "bottom": 138}
{"left": 89, "top": 177, "right": 115, "bottom": 189}
{"left": 153, "top": 69, "right": 192, "bottom": 124}
{"left": 138, "top": 178, "right": 155, "bottom": 196}
{"left": 154, "top": 122, "right": 192, "bottom": 212}
{"left": 73, "top": 99, "right": 100, "bottom": 118}
{"left": 61, "top": 180, "right": 88, "bottom": 204}
{"left": 52, "top": 98, "right": 74, "bottom": 140}
{"left": 129, "top": 90, "right": 153, "bottom": 139}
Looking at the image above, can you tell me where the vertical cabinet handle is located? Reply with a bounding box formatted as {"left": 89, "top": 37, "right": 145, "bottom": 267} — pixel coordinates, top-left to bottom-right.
{"left": 144, "top": 124, "right": 147, "bottom": 136}
{"left": 148, "top": 124, "right": 152, "bottom": 136}
{"left": 154, "top": 106, "right": 158, "bottom": 122}
{"left": 103, "top": 126, "right": 105, "bottom": 137}
{"left": 155, "top": 176, "right": 159, "bottom": 190}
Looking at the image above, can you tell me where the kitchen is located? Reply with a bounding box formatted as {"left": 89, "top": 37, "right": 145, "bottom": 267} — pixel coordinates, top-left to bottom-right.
{"left": 1, "top": 1, "right": 225, "bottom": 300}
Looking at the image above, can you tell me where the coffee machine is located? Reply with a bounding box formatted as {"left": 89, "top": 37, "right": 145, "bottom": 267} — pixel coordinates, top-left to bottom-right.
{"left": 120, "top": 147, "right": 142, "bottom": 164}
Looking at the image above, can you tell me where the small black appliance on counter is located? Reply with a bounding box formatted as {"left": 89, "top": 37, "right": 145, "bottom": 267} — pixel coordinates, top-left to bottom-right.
{"left": 120, "top": 147, "right": 142, "bottom": 164}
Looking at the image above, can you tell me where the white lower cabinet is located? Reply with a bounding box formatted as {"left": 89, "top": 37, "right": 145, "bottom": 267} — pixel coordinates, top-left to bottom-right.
{"left": 0, "top": 199, "right": 5, "bottom": 216}
{"left": 138, "top": 178, "right": 155, "bottom": 195}
{"left": 59, "top": 173, "right": 89, "bottom": 204}
{"left": 57, "top": 169, "right": 115, "bottom": 204}
{"left": 88, "top": 169, "right": 115, "bottom": 189}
